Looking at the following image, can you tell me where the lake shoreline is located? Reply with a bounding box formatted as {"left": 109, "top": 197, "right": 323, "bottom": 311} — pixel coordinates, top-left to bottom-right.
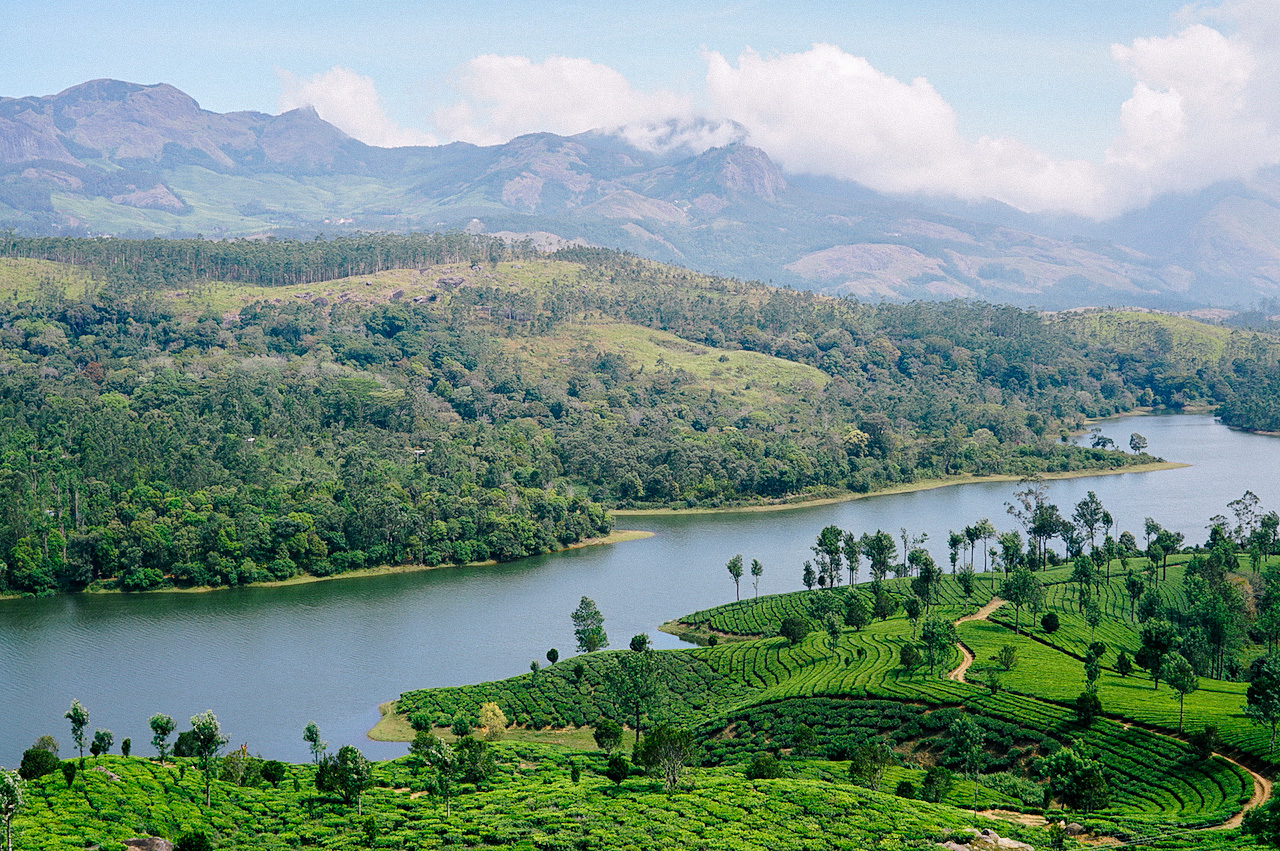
{"left": 0, "top": 529, "right": 655, "bottom": 601}
{"left": 613, "top": 461, "right": 1189, "bottom": 518}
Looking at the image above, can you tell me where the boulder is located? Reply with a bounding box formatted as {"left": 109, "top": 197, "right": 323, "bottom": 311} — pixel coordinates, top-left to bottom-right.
{"left": 124, "top": 839, "right": 174, "bottom": 851}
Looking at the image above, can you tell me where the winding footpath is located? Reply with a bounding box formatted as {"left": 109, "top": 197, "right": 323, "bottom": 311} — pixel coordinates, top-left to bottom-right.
{"left": 1219, "top": 759, "right": 1271, "bottom": 830}
{"left": 949, "top": 596, "right": 1273, "bottom": 833}
{"left": 947, "top": 597, "right": 1006, "bottom": 682}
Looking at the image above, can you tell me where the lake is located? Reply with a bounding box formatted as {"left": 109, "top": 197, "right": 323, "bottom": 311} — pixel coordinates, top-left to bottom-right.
{"left": 1, "top": 413, "right": 1276, "bottom": 767}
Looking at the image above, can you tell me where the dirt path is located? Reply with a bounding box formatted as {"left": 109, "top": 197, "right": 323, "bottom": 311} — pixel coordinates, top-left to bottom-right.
{"left": 1217, "top": 754, "right": 1272, "bottom": 829}
{"left": 947, "top": 598, "right": 1006, "bottom": 682}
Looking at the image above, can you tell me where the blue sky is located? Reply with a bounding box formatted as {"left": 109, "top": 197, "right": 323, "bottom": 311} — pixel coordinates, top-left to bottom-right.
{"left": 9, "top": 1, "right": 1279, "bottom": 217}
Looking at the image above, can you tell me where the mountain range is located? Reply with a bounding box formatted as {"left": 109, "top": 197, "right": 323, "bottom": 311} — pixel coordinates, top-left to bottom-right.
{"left": 4, "top": 78, "right": 1280, "bottom": 310}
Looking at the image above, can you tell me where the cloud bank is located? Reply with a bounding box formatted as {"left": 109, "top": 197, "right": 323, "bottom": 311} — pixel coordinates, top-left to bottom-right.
{"left": 280, "top": 2, "right": 1280, "bottom": 218}
{"left": 277, "top": 66, "right": 436, "bottom": 148}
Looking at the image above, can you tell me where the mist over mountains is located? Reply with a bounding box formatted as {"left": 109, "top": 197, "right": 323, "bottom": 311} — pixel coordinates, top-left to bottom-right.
{"left": 3, "top": 79, "right": 1280, "bottom": 310}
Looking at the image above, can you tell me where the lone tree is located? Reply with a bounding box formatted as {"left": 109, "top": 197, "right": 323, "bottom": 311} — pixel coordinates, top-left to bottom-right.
{"left": 778, "top": 616, "right": 811, "bottom": 646}
{"left": 1164, "top": 653, "right": 1199, "bottom": 732}
{"left": 317, "top": 745, "right": 374, "bottom": 815}
{"left": 65, "top": 699, "right": 89, "bottom": 761}
{"left": 848, "top": 739, "right": 895, "bottom": 792}
{"left": 477, "top": 702, "right": 507, "bottom": 741}
{"left": 1136, "top": 619, "right": 1179, "bottom": 690}
{"left": 90, "top": 729, "right": 113, "bottom": 761}
{"left": 572, "top": 596, "right": 608, "bottom": 652}
{"left": 948, "top": 714, "right": 985, "bottom": 814}
{"left": 920, "top": 616, "right": 958, "bottom": 675}
{"left": 606, "top": 639, "right": 664, "bottom": 743}
{"left": 150, "top": 714, "right": 176, "bottom": 764}
{"left": 750, "top": 558, "right": 764, "bottom": 598}
{"left": 634, "top": 724, "right": 697, "bottom": 791}
{"left": 0, "top": 771, "right": 21, "bottom": 851}
{"left": 593, "top": 719, "right": 623, "bottom": 754}
{"left": 303, "top": 721, "right": 328, "bottom": 764}
{"left": 190, "top": 710, "right": 229, "bottom": 807}
{"left": 1129, "top": 433, "right": 1148, "bottom": 454}
{"left": 726, "top": 554, "right": 744, "bottom": 601}
{"left": 1000, "top": 566, "right": 1042, "bottom": 635}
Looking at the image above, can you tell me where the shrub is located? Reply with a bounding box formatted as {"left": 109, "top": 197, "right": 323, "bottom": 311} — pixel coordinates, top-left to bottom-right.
{"left": 921, "top": 766, "right": 954, "bottom": 803}
{"left": 174, "top": 831, "right": 213, "bottom": 851}
{"left": 451, "top": 713, "right": 474, "bottom": 737}
{"left": 745, "top": 752, "right": 785, "bottom": 780}
{"left": 778, "top": 616, "right": 811, "bottom": 646}
{"left": 604, "top": 752, "right": 629, "bottom": 786}
{"left": 19, "top": 747, "right": 59, "bottom": 780}
{"left": 1041, "top": 612, "right": 1060, "bottom": 633}
{"left": 60, "top": 761, "right": 76, "bottom": 787}
{"left": 1189, "top": 726, "right": 1221, "bottom": 761}
{"left": 593, "top": 719, "right": 623, "bottom": 753}
{"left": 1074, "top": 691, "right": 1102, "bottom": 726}
{"left": 262, "top": 760, "right": 287, "bottom": 786}
{"left": 896, "top": 780, "right": 916, "bottom": 798}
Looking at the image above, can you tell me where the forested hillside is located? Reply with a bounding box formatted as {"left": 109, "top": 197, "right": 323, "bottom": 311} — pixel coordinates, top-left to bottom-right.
{"left": 1, "top": 233, "right": 1278, "bottom": 596}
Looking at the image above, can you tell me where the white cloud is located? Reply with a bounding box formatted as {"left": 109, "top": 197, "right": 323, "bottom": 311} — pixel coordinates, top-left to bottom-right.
{"left": 702, "top": 44, "right": 1108, "bottom": 215}
{"left": 1102, "top": 10, "right": 1280, "bottom": 209}
{"left": 276, "top": 2, "right": 1280, "bottom": 218}
{"left": 433, "top": 54, "right": 699, "bottom": 149}
{"left": 277, "top": 66, "right": 437, "bottom": 148}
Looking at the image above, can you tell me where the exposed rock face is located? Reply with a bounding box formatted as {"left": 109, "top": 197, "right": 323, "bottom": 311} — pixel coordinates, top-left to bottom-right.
{"left": 123, "top": 838, "right": 174, "bottom": 851}
{"left": 937, "top": 829, "right": 1035, "bottom": 851}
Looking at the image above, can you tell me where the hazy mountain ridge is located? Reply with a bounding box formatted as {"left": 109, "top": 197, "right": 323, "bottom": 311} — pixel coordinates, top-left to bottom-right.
{"left": 2, "top": 79, "right": 1279, "bottom": 309}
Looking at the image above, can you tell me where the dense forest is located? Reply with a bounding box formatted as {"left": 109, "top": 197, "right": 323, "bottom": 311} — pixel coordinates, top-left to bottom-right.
{"left": 1, "top": 233, "right": 1279, "bottom": 596}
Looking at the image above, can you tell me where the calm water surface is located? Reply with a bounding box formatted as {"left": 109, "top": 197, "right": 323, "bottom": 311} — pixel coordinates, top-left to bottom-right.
{"left": 1, "top": 413, "right": 1277, "bottom": 766}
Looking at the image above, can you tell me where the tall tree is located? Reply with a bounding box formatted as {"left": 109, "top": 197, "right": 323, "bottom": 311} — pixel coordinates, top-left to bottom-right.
{"left": 1163, "top": 653, "right": 1199, "bottom": 732}
{"left": 860, "top": 531, "right": 896, "bottom": 582}
{"left": 303, "top": 721, "right": 327, "bottom": 765}
{"left": 813, "top": 526, "right": 844, "bottom": 587}
{"left": 1136, "top": 620, "right": 1179, "bottom": 690}
{"left": 606, "top": 641, "right": 664, "bottom": 744}
{"left": 848, "top": 739, "right": 895, "bottom": 791}
{"left": 750, "top": 558, "right": 764, "bottom": 598}
{"left": 189, "top": 710, "right": 229, "bottom": 807}
{"left": 726, "top": 554, "right": 744, "bottom": 601}
{"left": 1000, "top": 566, "right": 1042, "bottom": 635}
{"left": 64, "top": 699, "right": 89, "bottom": 761}
{"left": 920, "top": 615, "right": 958, "bottom": 676}
{"left": 317, "top": 745, "right": 373, "bottom": 815}
{"left": 842, "top": 532, "right": 861, "bottom": 586}
{"left": 0, "top": 772, "right": 20, "bottom": 851}
{"left": 149, "top": 714, "right": 175, "bottom": 765}
{"left": 634, "top": 724, "right": 697, "bottom": 791}
{"left": 412, "top": 732, "right": 459, "bottom": 818}
{"left": 571, "top": 596, "right": 608, "bottom": 652}
{"left": 948, "top": 714, "right": 986, "bottom": 814}
{"left": 1073, "top": 491, "right": 1107, "bottom": 551}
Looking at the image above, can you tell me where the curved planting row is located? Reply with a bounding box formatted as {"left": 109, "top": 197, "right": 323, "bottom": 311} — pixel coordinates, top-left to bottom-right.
{"left": 966, "top": 692, "right": 1252, "bottom": 825}
{"left": 960, "top": 619, "right": 1270, "bottom": 784}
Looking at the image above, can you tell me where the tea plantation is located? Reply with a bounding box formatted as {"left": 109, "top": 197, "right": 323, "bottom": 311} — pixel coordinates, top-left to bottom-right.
{"left": 8, "top": 553, "right": 1280, "bottom": 849}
